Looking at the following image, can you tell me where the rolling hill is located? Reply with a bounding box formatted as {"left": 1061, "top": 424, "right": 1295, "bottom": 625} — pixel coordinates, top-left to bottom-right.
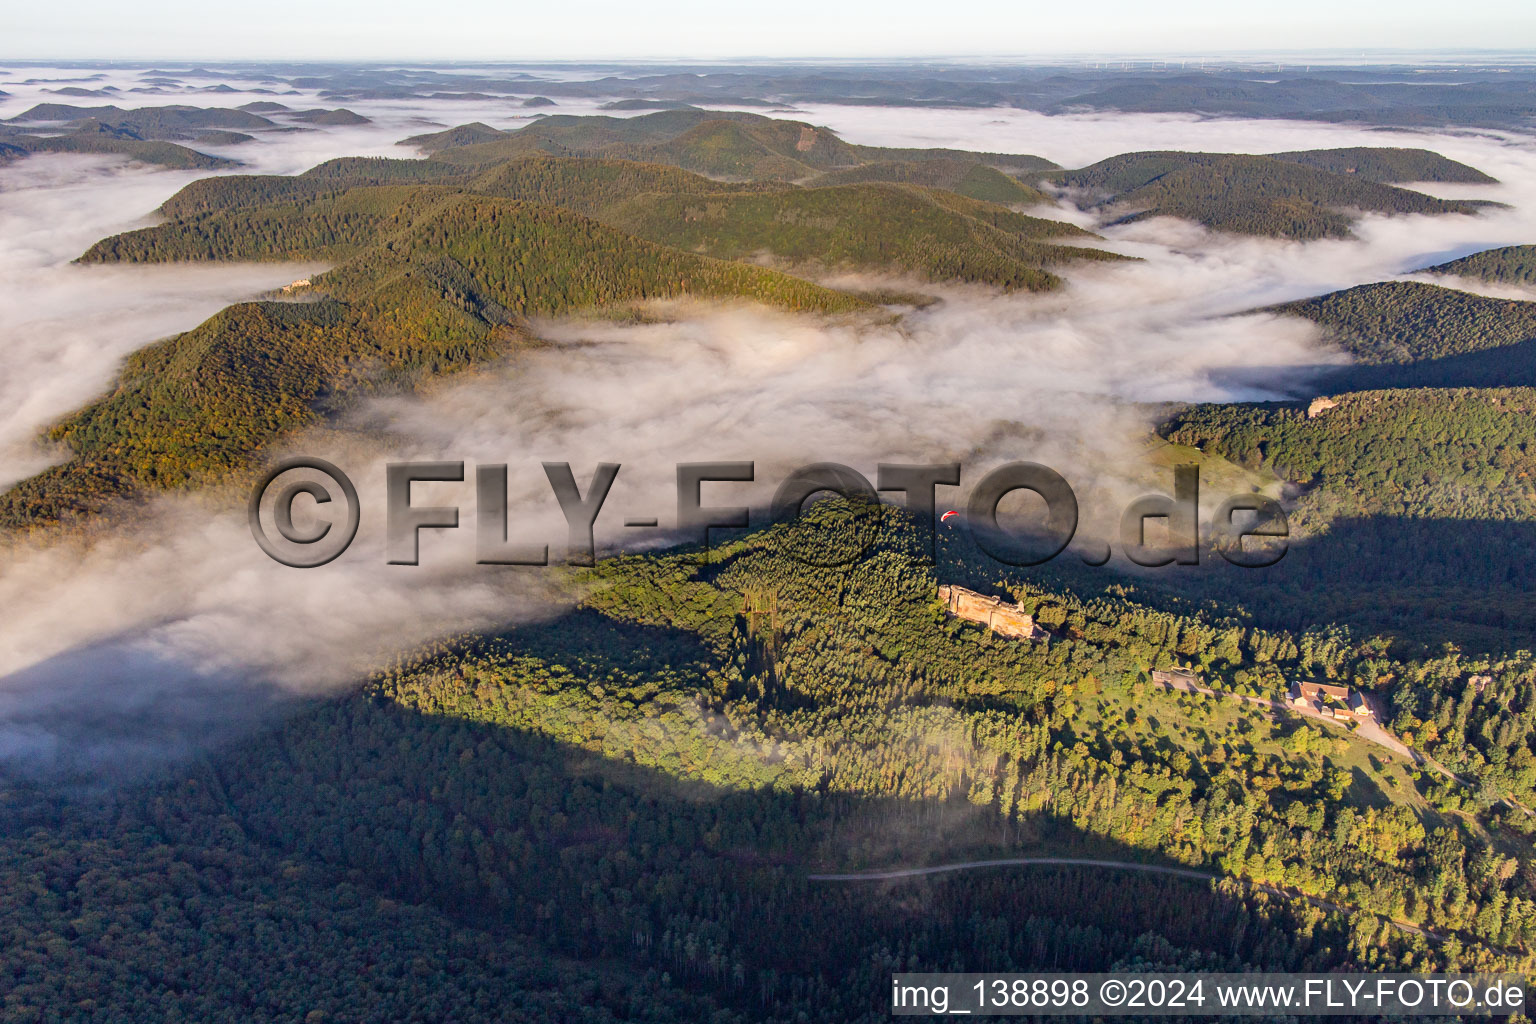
{"left": 810, "top": 158, "right": 1053, "bottom": 205}
{"left": 1052, "top": 151, "right": 1494, "bottom": 240}
{"left": 596, "top": 182, "right": 1114, "bottom": 291}
{"left": 1155, "top": 386, "right": 1536, "bottom": 642}
{"left": 1419, "top": 244, "right": 1536, "bottom": 287}
{"left": 1162, "top": 387, "right": 1536, "bottom": 522}
{"left": 286, "top": 107, "right": 371, "bottom": 126}
{"left": 0, "top": 102, "right": 371, "bottom": 166}
{"left": 6, "top": 194, "right": 864, "bottom": 530}
{"left": 404, "top": 108, "right": 1059, "bottom": 182}
{"left": 0, "top": 103, "right": 278, "bottom": 168}
{"left": 26, "top": 137, "right": 1119, "bottom": 527}
{"left": 6, "top": 102, "right": 276, "bottom": 134}
{"left": 83, "top": 153, "right": 1121, "bottom": 291}
{"left": 1264, "top": 280, "right": 1536, "bottom": 389}
{"left": 0, "top": 122, "right": 237, "bottom": 170}
{"left": 1267, "top": 147, "right": 1498, "bottom": 184}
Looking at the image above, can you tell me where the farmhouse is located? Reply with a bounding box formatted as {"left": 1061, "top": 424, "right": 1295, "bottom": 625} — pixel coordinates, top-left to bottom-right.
{"left": 1288, "top": 680, "right": 1374, "bottom": 720}
{"left": 937, "top": 584, "right": 1048, "bottom": 641}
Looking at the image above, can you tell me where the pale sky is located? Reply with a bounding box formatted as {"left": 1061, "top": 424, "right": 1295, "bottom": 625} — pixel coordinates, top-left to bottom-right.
{"left": 6, "top": 0, "right": 1536, "bottom": 60}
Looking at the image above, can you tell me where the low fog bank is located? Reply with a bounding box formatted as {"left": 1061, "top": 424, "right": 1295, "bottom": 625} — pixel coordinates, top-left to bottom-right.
{"left": 784, "top": 101, "right": 1536, "bottom": 179}
{"left": 0, "top": 485, "right": 574, "bottom": 783}
{"left": 0, "top": 63, "right": 674, "bottom": 176}
{"left": 4, "top": 93, "right": 1536, "bottom": 782}
{"left": 798, "top": 102, "right": 1536, "bottom": 287}
{"left": 0, "top": 248, "right": 1336, "bottom": 782}
{"left": 0, "top": 80, "right": 641, "bottom": 487}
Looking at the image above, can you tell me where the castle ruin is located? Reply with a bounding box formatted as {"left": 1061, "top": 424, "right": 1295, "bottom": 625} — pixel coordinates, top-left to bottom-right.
{"left": 937, "top": 584, "right": 1048, "bottom": 641}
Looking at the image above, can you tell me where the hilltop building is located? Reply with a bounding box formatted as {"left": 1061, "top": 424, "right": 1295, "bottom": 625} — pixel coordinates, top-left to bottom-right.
{"left": 1288, "top": 681, "right": 1374, "bottom": 721}
{"left": 937, "top": 585, "right": 1048, "bottom": 641}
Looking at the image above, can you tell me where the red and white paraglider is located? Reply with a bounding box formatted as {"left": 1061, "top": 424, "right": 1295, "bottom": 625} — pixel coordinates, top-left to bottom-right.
{"left": 940, "top": 510, "right": 959, "bottom": 526}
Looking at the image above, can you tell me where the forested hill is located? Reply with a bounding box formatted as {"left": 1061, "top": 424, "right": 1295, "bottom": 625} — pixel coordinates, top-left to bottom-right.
{"left": 0, "top": 123, "right": 236, "bottom": 170}
{"left": 81, "top": 153, "right": 1122, "bottom": 292}
{"left": 1153, "top": 387, "right": 1536, "bottom": 643}
{"left": 4, "top": 503, "right": 1534, "bottom": 1017}
{"left": 6, "top": 102, "right": 276, "bottom": 136}
{"left": 1262, "top": 280, "right": 1536, "bottom": 389}
{"left": 586, "top": 182, "right": 1116, "bottom": 292}
{"left": 1051, "top": 151, "right": 1495, "bottom": 240}
{"left": 1163, "top": 388, "right": 1536, "bottom": 523}
{"left": 3, "top": 193, "right": 863, "bottom": 531}
{"left": 810, "top": 159, "right": 1053, "bottom": 205}
{"left": 17, "top": 142, "right": 1125, "bottom": 530}
{"left": 5, "top": 101, "right": 370, "bottom": 138}
{"left": 403, "top": 107, "right": 1060, "bottom": 181}
{"left": 0, "top": 102, "right": 372, "bottom": 169}
{"left": 1267, "top": 147, "right": 1498, "bottom": 184}
{"left": 0, "top": 102, "right": 267, "bottom": 170}
{"left": 1419, "top": 244, "right": 1536, "bottom": 287}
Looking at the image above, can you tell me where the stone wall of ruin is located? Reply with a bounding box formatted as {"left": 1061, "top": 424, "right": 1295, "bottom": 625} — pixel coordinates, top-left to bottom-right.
{"left": 938, "top": 585, "right": 1045, "bottom": 640}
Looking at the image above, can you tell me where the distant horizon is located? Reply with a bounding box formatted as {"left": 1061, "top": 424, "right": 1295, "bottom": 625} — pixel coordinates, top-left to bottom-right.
{"left": 8, "top": 49, "right": 1536, "bottom": 67}
{"left": 9, "top": 0, "right": 1536, "bottom": 63}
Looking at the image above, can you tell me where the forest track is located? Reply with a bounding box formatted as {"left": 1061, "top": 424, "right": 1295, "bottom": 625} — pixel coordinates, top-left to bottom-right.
{"left": 809, "top": 856, "right": 1450, "bottom": 943}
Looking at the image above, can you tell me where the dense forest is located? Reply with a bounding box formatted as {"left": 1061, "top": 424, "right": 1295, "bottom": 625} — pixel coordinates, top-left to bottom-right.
{"left": 406, "top": 114, "right": 1502, "bottom": 246}
{"left": 1422, "top": 244, "right": 1536, "bottom": 287}
{"left": 596, "top": 183, "right": 1118, "bottom": 290}
{"left": 1162, "top": 388, "right": 1536, "bottom": 522}
{"left": 18, "top": 133, "right": 1135, "bottom": 529}
{"left": 1268, "top": 281, "right": 1536, "bottom": 365}
{"left": 403, "top": 108, "right": 1060, "bottom": 182}
{"left": 82, "top": 156, "right": 1119, "bottom": 291}
{"left": 1052, "top": 151, "right": 1494, "bottom": 239}
{"left": 1259, "top": 280, "right": 1536, "bottom": 390}
{"left": 4, "top": 505, "right": 1535, "bottom": 1020}
{"left": 1153, "top": 387, "right": 1536, "bottom": 643}
{"left": 810, "top": 159, "right": 1053, "bottom": 205}
{"left": 4, "top": 194, "right": 863, "bottom": 530}
{"left": 1266, "top": 147, "right": 1500, "bottom": 184}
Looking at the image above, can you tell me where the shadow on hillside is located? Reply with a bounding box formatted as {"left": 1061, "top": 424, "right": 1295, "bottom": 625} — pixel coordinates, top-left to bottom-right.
{"left": 0, "top": 583, "right": 1456, "bottom": 1017}
{"left": 0, "top": 634, "right": 295, "bottom": 790}
{"left": 1345, "top": 764, "right": 1393, "bottom": 810}
{"left": 1146, "top": 513, "right": 1536, "bottom": 650}
{"left": 485, "top": 605, "right": 719, "bottom": 674}
{"left": 188, "top": 678, "right": 1383, "bottom": 992}
{"left": 1208, "top": 338, "right": 1536, "bottom": 396}
{"left": 929, "top": 506, "right": 1536, "bottom": 656}
{"left": 1320, "top": 339, "right": 1536, "bottom": 391}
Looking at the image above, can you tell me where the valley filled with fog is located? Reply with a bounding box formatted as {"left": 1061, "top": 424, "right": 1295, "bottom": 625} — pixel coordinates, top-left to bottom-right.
{"left": 3, "top": 61, "right": 1536, "bottom": 778}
